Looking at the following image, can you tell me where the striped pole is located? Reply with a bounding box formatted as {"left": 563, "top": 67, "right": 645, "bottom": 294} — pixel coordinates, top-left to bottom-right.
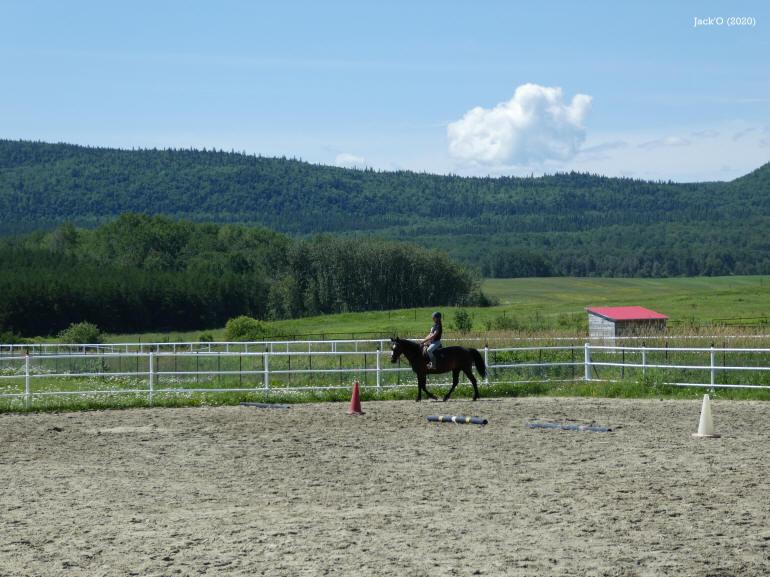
{"left": 427, "top": 415, "right": 488, "bottom": 426}
{"left": 527, "top": 421, "right": 612, "bottom": 433}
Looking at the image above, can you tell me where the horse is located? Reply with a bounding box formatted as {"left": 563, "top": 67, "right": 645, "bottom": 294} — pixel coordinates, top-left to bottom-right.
{"left": 389, "top": 337, "right": 486, "bottom": 402}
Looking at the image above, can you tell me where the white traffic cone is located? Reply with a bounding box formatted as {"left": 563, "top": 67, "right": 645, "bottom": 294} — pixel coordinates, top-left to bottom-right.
{"left": 692, "top": 394, "right": 720, "bottom": 438}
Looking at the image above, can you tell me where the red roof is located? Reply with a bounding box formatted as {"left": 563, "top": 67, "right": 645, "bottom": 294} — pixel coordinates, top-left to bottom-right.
{"left": 586, "top": 306, "right": 668, "bottom": 321}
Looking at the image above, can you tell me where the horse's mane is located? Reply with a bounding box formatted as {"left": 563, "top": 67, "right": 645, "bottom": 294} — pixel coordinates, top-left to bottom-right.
{"left": 394, "top": 337, "right": 421, "bottom": 353}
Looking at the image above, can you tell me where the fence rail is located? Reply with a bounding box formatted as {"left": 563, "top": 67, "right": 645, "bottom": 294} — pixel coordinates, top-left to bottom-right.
{"left": 2, "top": 341, "right": 770, "bottom": 408}
{"left": 6, "top": 333, "right": 770, "bottom": 356}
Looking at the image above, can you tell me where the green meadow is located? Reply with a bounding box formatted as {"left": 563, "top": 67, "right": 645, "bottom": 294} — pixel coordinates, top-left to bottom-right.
{"left": 6, "top": 276, "right": 770, "bottom": 412}
{"left": 101, "top": 276, "right": 770, "bottom": 343}
{"left": 482, "top": 276, "right": 770, "bottom": 324}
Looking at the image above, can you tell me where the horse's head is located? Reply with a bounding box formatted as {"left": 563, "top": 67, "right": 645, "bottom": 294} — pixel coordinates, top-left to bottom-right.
{"left": 389, "top": 337, "right": 403, "bottom": 364}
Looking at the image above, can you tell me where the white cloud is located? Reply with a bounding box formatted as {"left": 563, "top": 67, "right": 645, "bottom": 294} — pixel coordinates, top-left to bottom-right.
{"left": 638, "top": 136, "right": 691, "bottom": 150}
{"left": 692, "top": 129, "right": 719, "bottom": 139}
{"left": 566, "top": 121, "right": 768, "bottom": 182}
{"left": 578, "top": 140, "right": 628, "bottom": 160}
{"left": 760, "top": 126, "right": 770, "bottom": 148}
{"left": 334, "top": 152, "right": 366, "bottom": 169}
{"left": 447, "top": 83, "right": 592, "bottom": 167}
{"left": 732, "top": 127, "right": 757, "bottom": 141}
{"left": 581, "top": 140, "right": 628, "bottom": 153}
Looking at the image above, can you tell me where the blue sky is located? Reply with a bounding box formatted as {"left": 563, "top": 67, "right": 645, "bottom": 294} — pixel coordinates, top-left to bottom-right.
{"left": 2, "top": 0, "right": 768, "bottom": 181}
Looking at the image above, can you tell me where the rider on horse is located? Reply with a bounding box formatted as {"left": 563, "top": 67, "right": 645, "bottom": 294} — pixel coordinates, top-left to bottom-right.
{"left": 422, "top": 311, "right": 443, "bottom": 370}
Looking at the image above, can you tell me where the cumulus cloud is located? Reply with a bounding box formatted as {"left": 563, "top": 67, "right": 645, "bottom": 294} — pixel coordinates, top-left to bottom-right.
{"left": 335, "top": 152, "right": 366, "bottom": 169}
{"left": 447, "top": 83, "right": 592, "bottom": 166}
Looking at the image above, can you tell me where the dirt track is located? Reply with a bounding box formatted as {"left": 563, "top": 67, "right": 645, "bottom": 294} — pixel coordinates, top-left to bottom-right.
{"left": 1, "top": 397, "right": 769, "bottom": 577}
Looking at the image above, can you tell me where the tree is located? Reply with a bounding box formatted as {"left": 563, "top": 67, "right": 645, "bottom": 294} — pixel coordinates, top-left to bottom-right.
{"left": 58, "top": 322, "right": 103, "bottom": 344}
{"left": 453, "top": 309, "right": 474, "bottom": 334}
{"left": 224, "top": 316, "right": 273, "bottom": 341}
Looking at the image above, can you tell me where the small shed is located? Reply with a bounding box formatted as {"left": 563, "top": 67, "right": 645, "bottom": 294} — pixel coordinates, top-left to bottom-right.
{"left": 586, "top": 306, "right": 668, "bottom": 340}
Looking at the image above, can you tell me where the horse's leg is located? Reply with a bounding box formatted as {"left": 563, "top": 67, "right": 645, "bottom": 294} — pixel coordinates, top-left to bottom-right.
{"left": 416, "top": 374, "right": 423, "bottom": 402}
{"left": 421, "top": 373, "right": 437, "bottom": 401}
{"left": 443, "top": 369, "right": 460, "bottom": 402}
{"left": 464, "top": 366, "right": 480, "bottom": 400}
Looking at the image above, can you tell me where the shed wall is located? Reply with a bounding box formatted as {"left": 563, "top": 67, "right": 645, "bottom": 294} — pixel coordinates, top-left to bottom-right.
{"left": 588, "top": 314, "right": 616, "bottom": 340}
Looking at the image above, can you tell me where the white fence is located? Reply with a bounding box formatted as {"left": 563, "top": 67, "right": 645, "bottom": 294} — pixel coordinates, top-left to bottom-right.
{"left": 5, "top": 333, "right": 770, "bottom": 356}
{"left": 2, "top": 341, "right": 770, "bottom": 408}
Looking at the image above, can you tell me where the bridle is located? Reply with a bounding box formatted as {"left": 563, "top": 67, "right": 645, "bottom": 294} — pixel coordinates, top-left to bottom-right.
{"left": 390, "top": 340, "right": 402, "bottom": 363}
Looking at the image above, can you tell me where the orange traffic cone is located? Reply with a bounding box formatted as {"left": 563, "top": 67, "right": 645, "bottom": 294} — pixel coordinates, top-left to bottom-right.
{"left": 347, "top": 380, "right": 365, "bottom": 415}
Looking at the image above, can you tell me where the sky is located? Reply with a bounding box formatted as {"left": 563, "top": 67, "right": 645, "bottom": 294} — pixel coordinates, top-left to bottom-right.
{"left": 1, "top": 0, "right": 769, "bottom": 182}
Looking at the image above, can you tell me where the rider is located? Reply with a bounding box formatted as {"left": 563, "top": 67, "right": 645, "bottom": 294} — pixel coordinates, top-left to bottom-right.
{"left": 422, "top": 311, "right": 443, "bottom": 369}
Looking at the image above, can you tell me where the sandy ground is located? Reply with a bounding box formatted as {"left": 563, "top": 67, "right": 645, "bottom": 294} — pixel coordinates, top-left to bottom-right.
{"left": 1, "top": 396, "right": 770, "bottom": 577}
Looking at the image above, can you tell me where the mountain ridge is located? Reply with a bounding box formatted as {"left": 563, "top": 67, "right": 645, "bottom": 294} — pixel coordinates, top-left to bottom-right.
{"left": 1, "top": 139, "right": 769, "bottom": 277}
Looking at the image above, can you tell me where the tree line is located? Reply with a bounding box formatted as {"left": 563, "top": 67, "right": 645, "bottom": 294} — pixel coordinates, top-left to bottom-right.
{"left": 0, "top": 215, "right": 481, "bottom": 337}
{"left": 1, "top": 139, "right": 769, "bottom": 277}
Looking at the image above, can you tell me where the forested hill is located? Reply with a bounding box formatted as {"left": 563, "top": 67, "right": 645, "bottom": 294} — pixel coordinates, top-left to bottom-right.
{"left": 0, "top": 215, "right": 479, "bottom": 336}
{"left": 1, "top": 139, "right": 769, "bottom": 277}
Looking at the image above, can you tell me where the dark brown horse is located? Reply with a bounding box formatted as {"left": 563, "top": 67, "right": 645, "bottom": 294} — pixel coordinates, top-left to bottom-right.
{"left": 389, "top": 337, "right": 486, "bottom": 402}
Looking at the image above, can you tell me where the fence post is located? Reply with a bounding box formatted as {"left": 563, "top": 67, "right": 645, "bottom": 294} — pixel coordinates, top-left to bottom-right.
{"left": 264, "top": 349, "right": 270, "bottom": 391}
{"left": 584, "top": 343, "right": 591, "bottom": 381}
{"left": 376, "top": 345, "right": 382, "bottom": 390}
{"left": 621, "top": 347, "right": 625, "bottom": 379}
{"left": 148, "top": 352, "right": 154, "bottom": 405}
{"left": 642, "top": 345, "right": 647, "bottom": 377}
{"left": 710, "top": 345, "right": 716, "bottom": 387}
{"left": 484, "top": 345, "right": 489, "bottom": 385}
{"left": 24, "top": 353, "right": 31, "bottom": 409}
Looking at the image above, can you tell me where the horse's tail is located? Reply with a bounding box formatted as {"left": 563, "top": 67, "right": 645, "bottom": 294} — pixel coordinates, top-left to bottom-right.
{"left": 471, "top": 348, "right": 487, "bottom": 379}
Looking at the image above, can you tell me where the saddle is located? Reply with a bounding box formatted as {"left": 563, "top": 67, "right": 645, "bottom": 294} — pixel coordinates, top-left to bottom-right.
{"left": 422, "top": 344, "right": 444, "bottom": 365}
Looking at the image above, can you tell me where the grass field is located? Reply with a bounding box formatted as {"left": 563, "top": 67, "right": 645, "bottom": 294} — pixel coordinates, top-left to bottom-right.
{"left": 99, "top": 276, "right": 770, "bottom": 343}
{"left": 482, "top": 276, "right": 770, "bottom": 321}
{"left": 5, "top": 276, "right": 770, "bottom": 413}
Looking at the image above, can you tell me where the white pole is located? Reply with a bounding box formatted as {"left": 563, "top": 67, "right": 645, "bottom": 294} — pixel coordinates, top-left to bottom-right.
{"left": 264, "top": 351, "right": 270, "bottom": 391}
{"left": 710, "top": 346, "right": 716, "bottom": 387}
{"left": 642, "top": 346, "right": 647, "bottom": 376}
{"left": 484, "top": 346, "right": 489, "bottom": 385}
{"left": 584, "top": 343, "right": 591, "bottom": 381}
{"left": 24, "top": 354, "right": 31, "bottom": 409}
{"left": 148, "top": 352, "right": 154, "bottom": 405}
{"left": 376, "top": 345, "right": 381, "bottom": 390}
